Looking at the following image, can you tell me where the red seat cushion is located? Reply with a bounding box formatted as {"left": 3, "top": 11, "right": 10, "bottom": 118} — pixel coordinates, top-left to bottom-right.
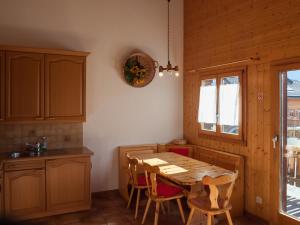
{"left": 137, "top": 175, "right": 149, "bottom": 186}
{"left": 157, "top": 183, "right": 183, "bottom": 198}
{"left": 168, "top": 147, "right": 189, "bottom": 157}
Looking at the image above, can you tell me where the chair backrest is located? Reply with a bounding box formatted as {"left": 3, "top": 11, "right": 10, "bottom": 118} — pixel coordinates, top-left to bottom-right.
{"left": 143, "top": 162, "right": 160, "bottom": 197}
{"left": 202, "top": 170, "right": 238, "bottom": 209}
{"left": 127, "top": 157, "right": 140, "bottom": 186}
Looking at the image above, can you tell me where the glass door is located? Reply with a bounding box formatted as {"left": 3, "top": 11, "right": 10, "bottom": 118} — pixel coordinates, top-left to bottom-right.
{"left": 277, "top": 68, "right": 300, "bottom": 224}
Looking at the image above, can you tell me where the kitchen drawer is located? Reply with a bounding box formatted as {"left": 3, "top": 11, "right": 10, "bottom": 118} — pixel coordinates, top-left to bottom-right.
{"left": 4, "top": 160, "right": 45, "bottom": 171}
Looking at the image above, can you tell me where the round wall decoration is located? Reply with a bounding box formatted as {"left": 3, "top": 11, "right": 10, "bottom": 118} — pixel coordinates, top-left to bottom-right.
{"left": 123, "top": 52, "right": 156, "bottom": 88}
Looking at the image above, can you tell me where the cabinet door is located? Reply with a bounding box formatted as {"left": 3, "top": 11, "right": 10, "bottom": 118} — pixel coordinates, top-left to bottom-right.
{"left": 45, "top": 55, "right": 86, "bottom": 121}
{"left": 6, "top": 51, "right": 44, "bottom": 121}
{"left": 46, "top": 157, "right": 91, "bottom": 212}
{"left": 0, "top": 51, "right": 4, "bottom": 121}
{"left": 4, "top": 170, "right": 46, "bottom": 218}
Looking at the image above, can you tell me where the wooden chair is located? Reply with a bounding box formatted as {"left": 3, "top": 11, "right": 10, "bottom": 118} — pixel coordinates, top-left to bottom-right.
{"left": 127, "top": 158, "right": 150, "bottom": 219}
{"left": 142, "top": 163, "right": 185, "bottom": 225}
{"left": 186, "top": 171, "right": 239, "bottom": 225}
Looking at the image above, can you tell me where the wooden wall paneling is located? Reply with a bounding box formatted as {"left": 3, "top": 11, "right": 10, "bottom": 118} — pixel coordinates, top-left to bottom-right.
{"left": 184, "top": 0, "right": 300, "bottom": 221}
{"left": 253, "top": 64, "right": 267, "bottom": 218}
{"left": 262, "top": 64, "right": 271, "bottom": 220}
{"left": 118, "top": 144, "right": 158, "bottom": 201}
{"left": 244, "top": 65, "right": 258, "bottom": 216}
{"left": 45, "top": 54, "right": 86, "bottom": 121}
{"left": 183, "top": 73, "right": 198, "bottom": 141}
{"left": 5, "top": 51, "right": 44, "bottom": 121}
{"left": 0, "top": 51, "right": 4, "bottom": 121}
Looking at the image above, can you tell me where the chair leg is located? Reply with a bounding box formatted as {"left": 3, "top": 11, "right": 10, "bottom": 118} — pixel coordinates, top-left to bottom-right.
{"left": 161, "top": 202, "right": 166, "bottom": 215}
{"left": 154, "top": 201, "right": 160, "bottom": 225}
{"left": 142, "top": 198, "right": 152, "bottom": 225}
{"left": 207, "top": 215, "right": 212, "bottom": 225}
{"left": 186, "top": 207, "right": 195, "bottom": 225}
{"left": 225, "top": 211, "right": 233, "bottom": 225}
{"left": 134, "top": 188, "right": 141, "bottom": 219}
{"left": 211, "top": 215, "right": 215, "bottom": 225}
{"left": 176, "top": 198, "right": 185, "bottom": 224}
{"left": 127, "top": 185, "right": 134, "bottom": 208}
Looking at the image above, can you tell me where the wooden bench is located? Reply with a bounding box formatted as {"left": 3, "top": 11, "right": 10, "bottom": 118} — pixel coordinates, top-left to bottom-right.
{"left": 192, "top": 146, "right": 245, "bottom": 217}
{"left": 119, "top": 144, "right": 157, "bottom": 200}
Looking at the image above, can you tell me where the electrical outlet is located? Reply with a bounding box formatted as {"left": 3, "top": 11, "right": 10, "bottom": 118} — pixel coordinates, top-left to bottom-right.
{"left": 256, "top": 196, "right": 263, "bottom": 204}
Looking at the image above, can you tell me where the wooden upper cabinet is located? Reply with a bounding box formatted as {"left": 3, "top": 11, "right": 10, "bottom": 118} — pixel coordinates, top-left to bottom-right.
{"left": 0, "top": 45, "right": 88, "bottom": 122}
{"left": 45, "top": 55, "right": 86, "bottom": 121}
{"left": 5, "top": 51, "right": 44, "bottom": 121}
{"left": 0, "top": 51, "right": 4, "bottom": 121}
{"left": 46, "top": 157, "right": 91, "bottom": 212}
{"left": 4, "top": 169, "right": 46, "bottom": 218}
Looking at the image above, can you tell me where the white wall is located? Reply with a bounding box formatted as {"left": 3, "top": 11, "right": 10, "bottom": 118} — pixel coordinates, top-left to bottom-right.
{"left": 0, "top": 0, "right": 183, "bottom": 192}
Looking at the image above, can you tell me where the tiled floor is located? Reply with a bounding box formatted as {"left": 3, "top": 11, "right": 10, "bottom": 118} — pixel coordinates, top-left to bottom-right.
{"left": 25, "top": 191, "right": 266, "bottom": 225}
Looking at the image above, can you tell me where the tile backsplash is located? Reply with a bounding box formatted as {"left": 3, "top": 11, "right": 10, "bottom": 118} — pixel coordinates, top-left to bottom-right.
{"left": 0, "top": 123, "right": 83, "bottom": 152}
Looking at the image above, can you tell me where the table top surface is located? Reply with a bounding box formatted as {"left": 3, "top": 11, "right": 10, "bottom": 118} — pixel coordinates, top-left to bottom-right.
{"left": 128, "top": 152, "right": 233, "bottom": 186}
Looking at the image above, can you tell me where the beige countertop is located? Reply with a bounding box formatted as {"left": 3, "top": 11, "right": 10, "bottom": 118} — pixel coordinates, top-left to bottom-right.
{"left": 0, "top": 147, "right": 93, "bottom": 169}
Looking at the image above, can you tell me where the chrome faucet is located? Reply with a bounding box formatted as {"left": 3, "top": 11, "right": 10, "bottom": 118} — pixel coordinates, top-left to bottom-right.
{"left": 25, "top": 136, "right": 48, "bottom": 152}
{"left": 25, "top": 142, "right": 41, "bottom": 152}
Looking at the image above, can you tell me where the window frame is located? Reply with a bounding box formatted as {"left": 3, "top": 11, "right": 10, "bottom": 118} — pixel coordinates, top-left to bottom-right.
{"left": 197, "top": 67, "right": 247, "bottom": 144}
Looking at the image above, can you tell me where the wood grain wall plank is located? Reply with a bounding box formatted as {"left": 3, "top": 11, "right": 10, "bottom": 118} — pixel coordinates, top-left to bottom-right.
{"left": 184, "top": 0, "right": 300, "bottom": 220}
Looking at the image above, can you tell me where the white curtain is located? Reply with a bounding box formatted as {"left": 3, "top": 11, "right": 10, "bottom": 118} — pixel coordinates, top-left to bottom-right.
{"left": 219, "top": 84, "right": 239, "bottom": 126}
{"left": 198, "top": 85, "right": 217, "bottom": 124}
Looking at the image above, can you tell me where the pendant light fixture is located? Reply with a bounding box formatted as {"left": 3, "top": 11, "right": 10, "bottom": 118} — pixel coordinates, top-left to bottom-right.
{"left": 158, "top": 0, "right": 179, "bottom": 77}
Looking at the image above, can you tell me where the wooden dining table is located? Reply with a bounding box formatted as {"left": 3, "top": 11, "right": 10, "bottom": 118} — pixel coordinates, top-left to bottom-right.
{"left": 127, "top": 151, "right": 233, "bottom": 193}
{"left": 127, "top": 151, "right": 236, "bottom": 224}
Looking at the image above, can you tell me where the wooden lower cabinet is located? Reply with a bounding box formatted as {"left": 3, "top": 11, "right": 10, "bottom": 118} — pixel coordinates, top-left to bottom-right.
{"left": 4, "top": 169, "right": 46, "bottom": 219}
{"left": 0, "top": 171, "right": 3, "bottom": 217}
{"left": 0, "top": 51, "right": 4, "bottom": 121}
{"left": 3, "top": 155, "right": 92, "bottom": 220}
{"left": 46, "top": 157, "right": 91, "bottom": 213}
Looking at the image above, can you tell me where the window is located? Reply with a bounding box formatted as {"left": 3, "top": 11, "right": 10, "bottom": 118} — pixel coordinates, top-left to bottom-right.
{"left": 198, "top": 69, "right": 245, "bottom": 142}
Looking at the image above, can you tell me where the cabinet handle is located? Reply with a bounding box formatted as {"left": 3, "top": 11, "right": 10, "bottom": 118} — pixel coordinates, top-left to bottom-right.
{"left": 35, "top": 117, "right": 44, "bottom": 120}
{"left": 48, "top": 117, "right": 56, "bottom": 120}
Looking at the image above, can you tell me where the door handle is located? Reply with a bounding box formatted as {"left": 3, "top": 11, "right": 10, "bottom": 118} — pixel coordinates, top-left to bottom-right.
{"left": 272, "top": 135, "right": 279, "bottom": 149}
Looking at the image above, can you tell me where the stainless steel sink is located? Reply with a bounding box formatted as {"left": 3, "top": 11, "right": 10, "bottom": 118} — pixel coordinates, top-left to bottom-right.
{"left": 9, "top": 149, "right": 65, "bottom": 159}
{"left": 9, "top": 151, "right": 43, "bottom": 159}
